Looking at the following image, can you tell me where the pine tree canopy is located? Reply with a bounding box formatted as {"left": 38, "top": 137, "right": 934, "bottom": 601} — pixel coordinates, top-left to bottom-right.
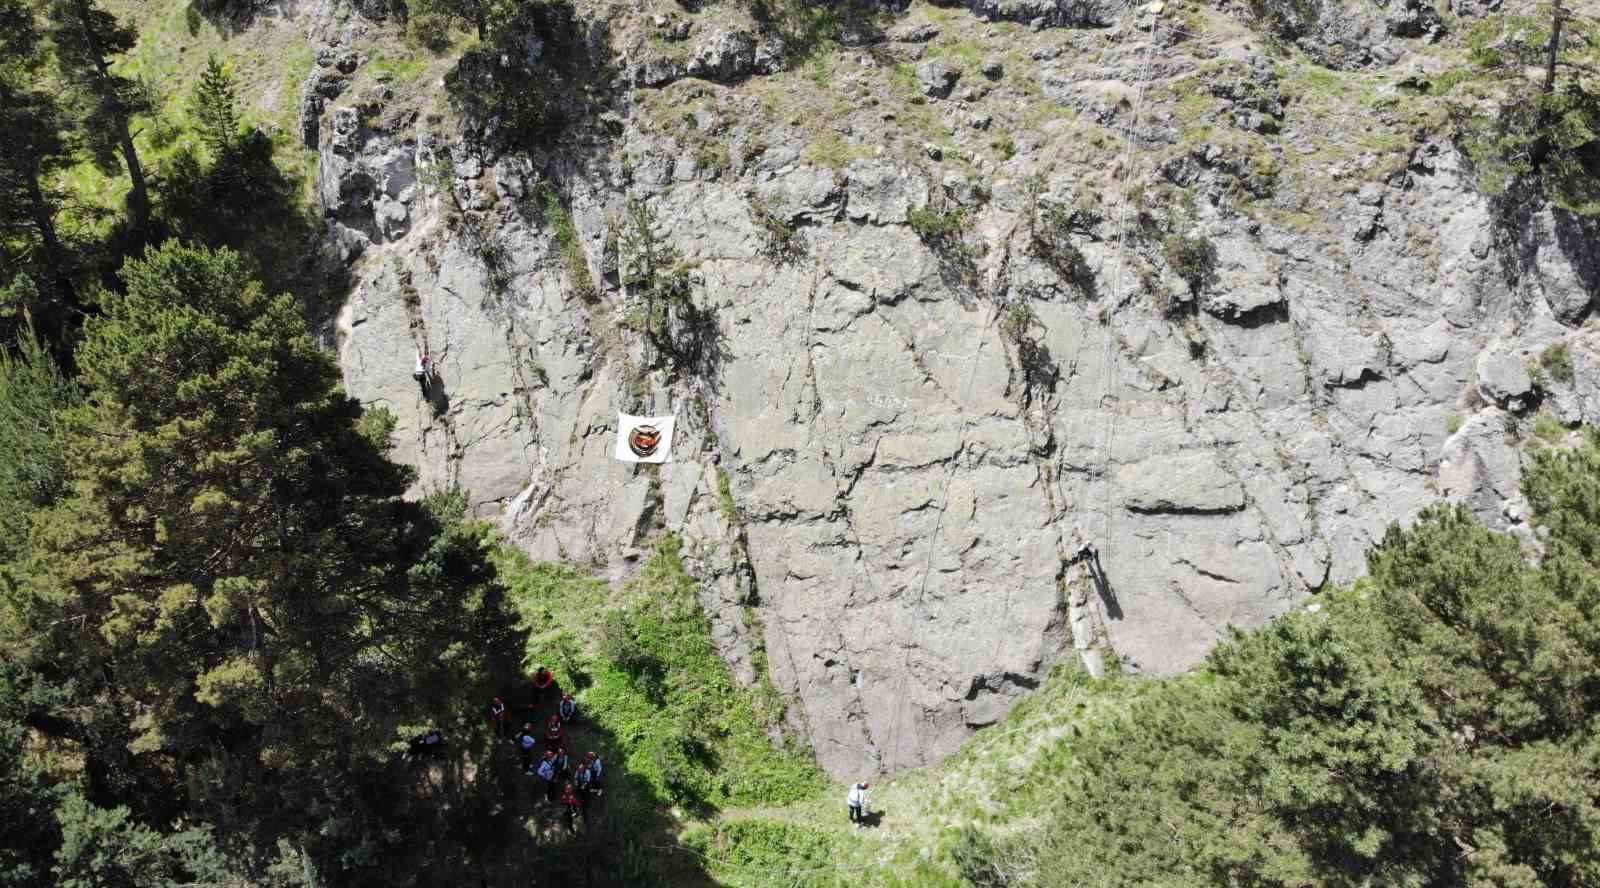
{"left": 2, "top": 242, "right": 506, "bottom": 880}
{"left": 1029, "top": 434, "right": 1600, "bottom": 887}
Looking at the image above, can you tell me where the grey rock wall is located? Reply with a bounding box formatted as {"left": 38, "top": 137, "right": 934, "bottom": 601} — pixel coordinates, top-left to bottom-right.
{"left": 312, "top": 7, "right": 1600, "bottom": 780}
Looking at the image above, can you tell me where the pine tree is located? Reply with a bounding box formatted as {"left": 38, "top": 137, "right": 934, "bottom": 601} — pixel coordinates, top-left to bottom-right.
{"left": 1457, "top": 0, "right": 1600, "bottom": 215}
{"left": 0, "top": 317, "right": 78, "bottom": 563}
{"left": 4, "top": 242, "right": 509, "bottom": 878}
{"left": 0, "top": 0, "right": 79, "bottom": 344}
{"left": 1031, "top": 436, "right": 1600, "bottom": 885}
{"left": 41, "top": 0, "right": 154, "bottom": 233}
{"left": 192, "top": 54, "right": 239, "bottom": 163}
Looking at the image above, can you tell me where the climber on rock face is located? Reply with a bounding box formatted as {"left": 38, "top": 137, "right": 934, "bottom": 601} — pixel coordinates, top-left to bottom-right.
{"left": 413, "top": 348, "right": 432, "bottom": 394}
{"left": 1068, "top": 540, "right": 1097, "bottom": 567}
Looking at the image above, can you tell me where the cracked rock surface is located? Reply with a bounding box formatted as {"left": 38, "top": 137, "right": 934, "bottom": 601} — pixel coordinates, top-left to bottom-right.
{"left": 307, "top": 1, "right": 1600, "bottom": 779}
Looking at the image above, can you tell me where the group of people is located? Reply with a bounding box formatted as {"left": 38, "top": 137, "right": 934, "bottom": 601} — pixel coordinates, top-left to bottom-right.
{"left": 489, "top": 666, "right": 603, "bottom": 830}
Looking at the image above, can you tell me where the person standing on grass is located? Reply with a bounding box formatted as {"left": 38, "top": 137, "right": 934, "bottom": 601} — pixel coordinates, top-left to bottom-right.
{"left": 574, "top": 762, "right": 593, "bottom": 803}
{"left": 847, "top": 781, "right": 870, "bottom": 826}
{"left": 488, "top": 697, "right": 510, "bottom": 737}
{"left": 585, "top": 751, "right": 604, "bottom": 795}
{"left": 559, "top": 692, "right": 577, "bottom": 724}
{"left": 536, "top": 751, "right": 559, "bottom": 803}
{"left": 515, "top": 723, "right": 539, "bottom": 772}
{"left": 532, "top": 666, "right": 554, "bottom": 703}
{"left": 560, "top": 780, "right": 584, "bottom": 831}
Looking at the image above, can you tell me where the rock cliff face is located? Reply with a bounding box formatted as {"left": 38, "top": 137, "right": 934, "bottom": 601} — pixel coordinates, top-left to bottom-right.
{"left": 305, "top": 0, "right": 1600, "bottom": 777}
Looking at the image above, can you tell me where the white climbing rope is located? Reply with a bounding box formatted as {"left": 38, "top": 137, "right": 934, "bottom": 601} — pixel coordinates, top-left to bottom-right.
{"left": 877, "top": 301, "right": 1001, "bottom": 776}
{"left": 1094, "top": 11, "right": 1163, "bottom": 550}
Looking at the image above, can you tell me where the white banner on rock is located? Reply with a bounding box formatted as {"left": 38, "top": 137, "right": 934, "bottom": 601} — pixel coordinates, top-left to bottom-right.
{"left": 614, "top": 414, "right": 676, "bottom": 464}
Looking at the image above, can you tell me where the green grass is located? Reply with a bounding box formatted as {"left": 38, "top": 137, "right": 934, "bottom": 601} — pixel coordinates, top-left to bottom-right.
{"left": 1531, "top": 411, "right": 1567, "bottom": 447}
{"left": 499, "top": 534, "right": 827, "bottom": 819}
{"left": 1542, "top": 342, "right": 1576, "bottom": 385}
{"left": 679, "top": 659, "right": 1142, "bottom": 886}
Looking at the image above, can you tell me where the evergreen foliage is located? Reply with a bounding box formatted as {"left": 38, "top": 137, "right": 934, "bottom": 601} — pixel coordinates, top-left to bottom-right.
{"left": 0, "top": 0, "right": 79, "bottom": 346}
{"left": 192, "top": 55, "right": 241, "bottom": 163}
{"left": 0, "top": 320, "right": 79, "bottom": 562}
{"left": 1, "top": 242, "right": 510, "bottom": 884}
{"left": 41, "top": 0, "right": 155, "bottom": 231}
{"left": 0, "top": 717, "right": 64, "bottom": 886}
{"left": 1456, "top": 3, "right": 1600, "bottom": 215}
{"left": 1024, "top": 431, "right": 1600, "bottom": 886}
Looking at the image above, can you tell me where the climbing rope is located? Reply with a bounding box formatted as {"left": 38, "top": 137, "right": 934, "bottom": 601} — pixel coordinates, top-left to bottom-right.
{"left": 1094, "top": 11, "right": 1163, "bottom": 552}
{"left": 876, "top": 301, "right": 1001, "bottom": 775}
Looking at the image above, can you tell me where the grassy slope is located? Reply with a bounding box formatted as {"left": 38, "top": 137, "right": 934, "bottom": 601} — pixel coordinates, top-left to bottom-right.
{"left": 676, "top": 662, "right": 1150, "bottom": 888}
{"left": 495, "top": 525, "right": 1153, "bottom": 887}
{"left": 496, "top": 533, "right": 828, "bottom": 831}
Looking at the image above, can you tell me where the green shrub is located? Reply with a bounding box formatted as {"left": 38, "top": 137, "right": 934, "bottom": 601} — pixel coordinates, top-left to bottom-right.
{"left": 907, "top": 204, "right": 968, "bottom": 246}
{"left": 999, "top": 301, "right": 1035, "bottom": 343}
{"left": 1161, "top": 231, "right": 1216, "bottom": 293}
{"left": 540, "top": 183, "right": 597, "bottom": 302}
{"left": 1541, "top": 342, "right": 1576, "bottom": 385}
{"left": 749, "top": 196, "right": 804, "bottom": 264}
{"left": 1532, "top": 411, "right": 1567, "bottom": 446}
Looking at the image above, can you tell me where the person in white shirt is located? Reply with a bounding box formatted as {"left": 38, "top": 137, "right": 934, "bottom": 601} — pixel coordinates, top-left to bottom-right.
{"left": 846, "top": 781, "right": 870, "bottom": 826}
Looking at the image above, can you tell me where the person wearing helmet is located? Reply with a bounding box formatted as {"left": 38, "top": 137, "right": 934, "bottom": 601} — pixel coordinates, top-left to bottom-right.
{"left": 545, "top": 713, "right": 566, "bottom": 749}
{"left": 560, "top": 780, "right": 584, "bottom": 830}
{"left": 531, "top": 666, "right": 555, "bottom": 705}
{"left": 847, "top": 781, "right": 870, "bottom": 826}
{"left": 552, "top": 745, "right": 570, "bottom": 778}
{"left": 585, "top": 751, "right": 604, "bottom": 795}
{"left": 413, "top": 348, "right": 433, "bottom": 395}
{"left": 574, "top": 761, "right": 593, "bottom": 802}
{"left": 487, "top": 696, "right": 510, "bottom": 737}
{"left": 515, "top": 723, "right": 539, "bottom": 771}
{"left": 558, "top": 692, "right": 577, "bottom": 724}
{"left": 535, "top": 750, "right": 559, "bottom": 803}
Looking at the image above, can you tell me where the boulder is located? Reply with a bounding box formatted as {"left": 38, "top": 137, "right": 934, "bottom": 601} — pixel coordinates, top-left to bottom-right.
{"left": 1476, "top": 348, "right": 1534, "bottom": 410}
{"left": 686, "top": 29, "right": 757, "bottom": 83}
{"left": 915, "top": 59, "right": 959, "bottom": 98}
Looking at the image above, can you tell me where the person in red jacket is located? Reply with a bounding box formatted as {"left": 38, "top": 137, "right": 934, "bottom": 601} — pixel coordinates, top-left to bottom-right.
{"left": 545, "top": 713, "right": 565, "bottom": 749}
{"left": 560, "top": 780, "right": 584, "bottom": 831}
{"left": 531, "top": 666, "right": 555, "bottom": 706}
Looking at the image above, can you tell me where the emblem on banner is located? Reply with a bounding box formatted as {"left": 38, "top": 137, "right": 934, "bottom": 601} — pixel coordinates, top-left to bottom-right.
{"left": 628, "top": 424, "right": 662, "bottom": 458}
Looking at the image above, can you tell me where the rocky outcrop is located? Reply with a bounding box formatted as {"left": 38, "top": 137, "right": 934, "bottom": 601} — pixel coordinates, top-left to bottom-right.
{"left": 318, "top": 104, "right": 419, "bottom": 261}
{"left": 313, "top": 1, "right": 1600, "bottom": 782}
{"left": 1241, "top": 0, "right": 1443, "bottom": 68}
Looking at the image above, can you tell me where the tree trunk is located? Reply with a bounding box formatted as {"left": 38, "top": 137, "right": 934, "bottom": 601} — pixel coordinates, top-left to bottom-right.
{"left": 24, "top": 168, "right": 79, "bottom": 345}
{"left": 1543, "top": 0, "right": 1564, "bottom": 96}
{"left": 1531, "top": 0, "right": 1566, "bottom": 171}
{"left": 118, "top": 129, "right": 150, "bottom": 231}
{"left": 25, "top": 170, "right": 66, "bottom": 268}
